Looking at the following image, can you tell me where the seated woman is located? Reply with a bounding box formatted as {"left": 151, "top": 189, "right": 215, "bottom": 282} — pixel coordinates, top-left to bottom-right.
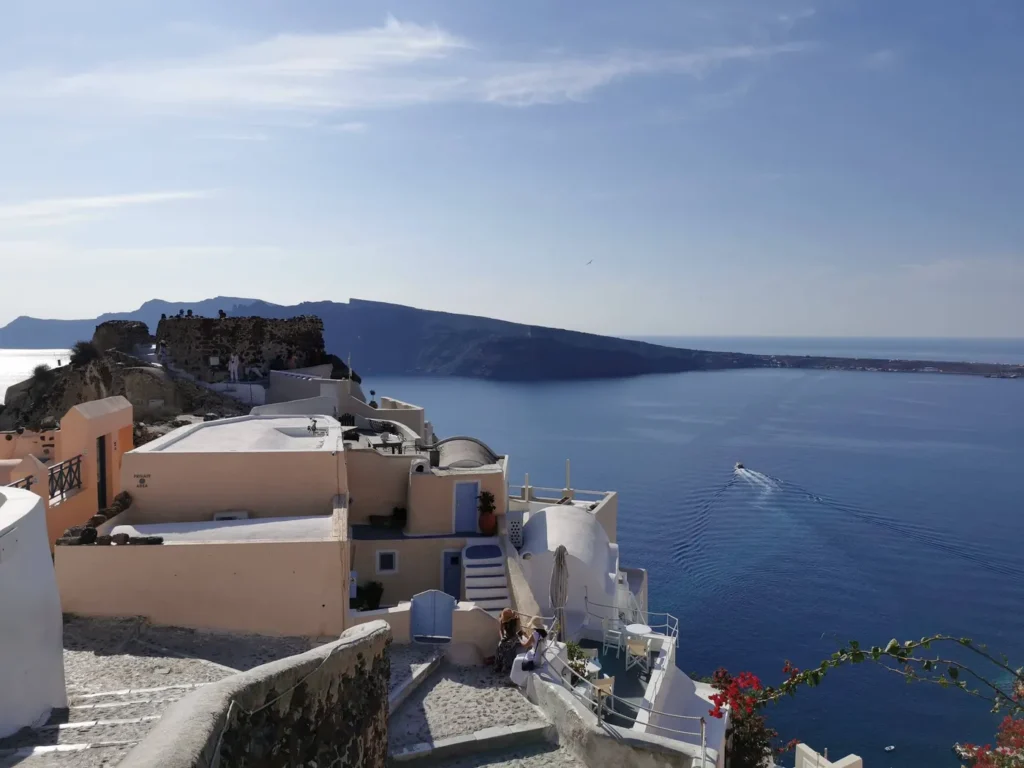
{"left": 493, "top": 608, "right": 522, "bottom": 674}
{"left": 510, "top": 617, "right": 549, "bottom": 686}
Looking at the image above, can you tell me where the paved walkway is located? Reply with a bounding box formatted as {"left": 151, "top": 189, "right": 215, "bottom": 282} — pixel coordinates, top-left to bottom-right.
{"left": 389, "top": 644, "right": 441, "bottom": 699}
{"left": 428, "top": 744, "right": 588, "bottom": 768}
{"left": 388, "top": 663, "right": 549, "bottom": 753}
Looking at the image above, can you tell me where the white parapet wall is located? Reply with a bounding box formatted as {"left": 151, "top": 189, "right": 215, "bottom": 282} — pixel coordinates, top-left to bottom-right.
{"left": 0, "top": 487, "right": 67, "bottom": 737}
{"left": 795, "top": 744, "right": 863, "bottom": 768}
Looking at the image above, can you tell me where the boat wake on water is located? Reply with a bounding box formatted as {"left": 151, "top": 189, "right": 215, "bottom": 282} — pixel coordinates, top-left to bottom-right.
{"left": 672, "top": 463, "right": 1024, "bottom": 585}
{"left": 734, "top": 466, "right": 783, "bottom": 493}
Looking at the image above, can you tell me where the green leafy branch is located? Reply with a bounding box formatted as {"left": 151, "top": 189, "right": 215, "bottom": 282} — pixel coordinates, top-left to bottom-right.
{"left": 762, "top": 635, "right": 1023, "bottom": 717}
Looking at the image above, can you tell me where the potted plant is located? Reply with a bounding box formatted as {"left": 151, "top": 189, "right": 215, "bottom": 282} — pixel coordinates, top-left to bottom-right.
{"left": 478, "top": 490, "right": 497, "bottom": 535}
{"left": 565, "top": 641, "right": 589, "bottom": 682}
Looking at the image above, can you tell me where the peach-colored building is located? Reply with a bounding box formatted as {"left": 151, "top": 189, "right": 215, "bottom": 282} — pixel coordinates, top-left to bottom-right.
{"left": 2, "top": 396, "right": 133, "bottom": 548}
{"left": 55, "top": 400, "right": 513, "bottom": 637}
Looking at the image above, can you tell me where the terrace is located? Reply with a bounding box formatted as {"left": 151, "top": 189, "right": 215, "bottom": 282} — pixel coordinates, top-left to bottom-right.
{"left": 138, "top": 414, "right": 343, "bottom": 454}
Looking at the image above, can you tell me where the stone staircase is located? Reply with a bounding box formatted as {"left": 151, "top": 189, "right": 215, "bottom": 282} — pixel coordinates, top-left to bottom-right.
{"left": 462, "top": 540, "right": 509, "bottom": 617}
{"left": 0, "top": 683, "right": 206, "bottom": 768}
{"left": 388, "top": 662, "right": 555, "bottom": 764}
{"left": 422, "top": 743, "right": 587, "bottom": 767}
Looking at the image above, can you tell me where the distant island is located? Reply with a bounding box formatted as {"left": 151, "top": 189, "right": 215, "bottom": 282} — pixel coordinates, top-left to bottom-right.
{"left": 1, "top": 297, "right": 1021, "bottom": 381}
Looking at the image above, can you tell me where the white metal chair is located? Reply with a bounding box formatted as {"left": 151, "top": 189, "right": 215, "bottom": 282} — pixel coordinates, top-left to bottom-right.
{"left": 625, "top": 637, "right": 651, "bottom": 675}
{"left": 601, "top": 617, "right": 624, "bottom": 658}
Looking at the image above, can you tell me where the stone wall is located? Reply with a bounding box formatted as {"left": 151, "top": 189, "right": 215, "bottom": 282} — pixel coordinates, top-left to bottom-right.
{"left": 120, "top": 621, "right": 391, "bottom": 768}
{"left": 155, "top": 316, "right": 327, "bottom": 383}
{"left": 93, "top": 320, "right": 152, "bottom": 353}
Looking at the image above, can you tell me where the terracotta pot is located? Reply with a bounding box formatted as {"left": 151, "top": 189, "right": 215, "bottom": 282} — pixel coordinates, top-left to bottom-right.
{"left": 479, "top": 511, "right": 497, "bottom": 536}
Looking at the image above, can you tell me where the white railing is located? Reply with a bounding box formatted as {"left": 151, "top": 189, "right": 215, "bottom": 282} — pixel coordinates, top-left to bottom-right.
{"left": 586, "top": 598, "right": 679, "bottom": 647}
{"left": 507, "top": 485, "right": 609, "bottom": 503}
{"left": 547, "top": 651, "right": 709, "bottom": 766}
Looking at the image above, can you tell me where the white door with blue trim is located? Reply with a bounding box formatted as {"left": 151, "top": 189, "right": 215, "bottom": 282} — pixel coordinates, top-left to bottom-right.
{"left": 454, "top": 482, "right": 479, "bottom": 533}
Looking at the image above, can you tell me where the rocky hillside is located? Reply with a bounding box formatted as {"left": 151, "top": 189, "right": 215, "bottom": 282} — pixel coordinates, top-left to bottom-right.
{"left": 0, "top": 347, "right": 246, "bottom": 431}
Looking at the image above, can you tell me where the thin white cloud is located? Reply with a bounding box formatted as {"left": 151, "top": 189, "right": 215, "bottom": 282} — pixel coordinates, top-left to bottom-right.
{"left": 0, "top": 190, "right": 212, "bottom": 225}
{"left": 0, "top": 17, "right": 812, "bottom": 115}
{"left": 332, "top": 121, "right": 368, "bottom": 134}
{"left": 206, "top": 132, "right": 270, "bottom": 142}
{"left": 478, "top": 45, "right": 808, "bottom": 107}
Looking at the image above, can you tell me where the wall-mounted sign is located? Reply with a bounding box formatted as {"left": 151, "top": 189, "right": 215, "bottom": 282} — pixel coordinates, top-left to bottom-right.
{"left": 133, "top": 473, "right": 151, "bottom": 488}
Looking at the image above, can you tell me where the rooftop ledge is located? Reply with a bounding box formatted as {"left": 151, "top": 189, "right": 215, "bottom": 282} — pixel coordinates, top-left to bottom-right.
{"left": 134, "top": 414, "right": 344, "bottom": 454}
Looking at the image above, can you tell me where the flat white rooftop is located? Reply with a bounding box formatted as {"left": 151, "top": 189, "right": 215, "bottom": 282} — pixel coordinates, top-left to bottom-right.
{"left": 137, "top": 414, "right": 342, "bottom": 454}
{"left": 110, "top": 515, "right": 335, "bottom": 542}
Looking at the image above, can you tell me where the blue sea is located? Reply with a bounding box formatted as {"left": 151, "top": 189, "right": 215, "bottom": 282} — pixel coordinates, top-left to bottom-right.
{"left": 370, "top": 337, "right": 1024, "bottom": 767}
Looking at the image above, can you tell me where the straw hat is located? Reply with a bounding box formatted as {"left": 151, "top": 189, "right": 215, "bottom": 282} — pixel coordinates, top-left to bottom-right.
{"left": 499, "top": 608, "right": 516, "bottom": 624}
{"left": 528, "top": 616, "right": 546, "bottom": 631}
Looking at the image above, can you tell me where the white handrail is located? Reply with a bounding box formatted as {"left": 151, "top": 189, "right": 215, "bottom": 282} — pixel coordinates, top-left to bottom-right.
{"left": 547, "top": 652, "right": 708, "bottom": 766}
{"left": 507, "top": 485, "right": 609, "bottom": 499}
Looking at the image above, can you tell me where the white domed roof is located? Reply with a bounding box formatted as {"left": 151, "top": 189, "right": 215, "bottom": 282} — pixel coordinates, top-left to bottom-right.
{"left": 521, "top": 505, "right": 612, "bottom": 565}
{"left": 520, "top": 506, "right": 619, "bottom": 614}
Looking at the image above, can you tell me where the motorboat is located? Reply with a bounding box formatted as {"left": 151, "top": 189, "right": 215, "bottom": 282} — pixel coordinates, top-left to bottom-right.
{"left": 735, "top": 462, "right": 745, "bottom": 470}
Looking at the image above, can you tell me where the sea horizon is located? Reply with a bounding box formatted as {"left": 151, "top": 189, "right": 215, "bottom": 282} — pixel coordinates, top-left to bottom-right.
{"left": 635, "top": 335, "right": 1024, "bottom": 365}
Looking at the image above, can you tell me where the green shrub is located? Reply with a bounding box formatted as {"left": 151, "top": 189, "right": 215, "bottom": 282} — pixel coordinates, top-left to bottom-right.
{"left": 32, "top": 363, "right": 55, "bottom": 385}
{"left": 69, "top": 340, "right": 100, "bottom": 367}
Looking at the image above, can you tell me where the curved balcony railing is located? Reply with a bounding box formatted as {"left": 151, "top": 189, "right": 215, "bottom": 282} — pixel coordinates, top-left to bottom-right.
{"left": 48, "top": 455, "right": 83, "bottom": 501}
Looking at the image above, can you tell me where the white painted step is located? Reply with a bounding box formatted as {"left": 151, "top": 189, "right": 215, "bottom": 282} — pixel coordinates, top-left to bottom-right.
{"left": 464, "top": 575, "right": 507, "bottom": 589}
{"left": 463, "top": 564, "right": 505, "bottom": 577}
{"left": 464, "top": 556, "right": 504, "bottom": 567}
{"left": 473, "top": 598, "right": 509, "bottom": 611}
{"left": 466, "top": 587, "right": 509, "bottom": 601}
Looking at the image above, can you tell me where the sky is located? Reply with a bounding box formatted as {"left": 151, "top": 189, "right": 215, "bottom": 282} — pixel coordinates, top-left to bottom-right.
{"left": 0, "top": 0, "right": 1022, "bottom": 337}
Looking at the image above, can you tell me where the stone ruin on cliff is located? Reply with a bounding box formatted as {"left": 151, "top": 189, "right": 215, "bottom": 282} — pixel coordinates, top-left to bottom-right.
{"left": 154, "top": 315, "right": 331, "bottom": 383}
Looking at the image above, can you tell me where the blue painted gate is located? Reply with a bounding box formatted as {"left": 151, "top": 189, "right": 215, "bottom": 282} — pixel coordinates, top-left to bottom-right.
{"left": 410, "top": 590, "right": 457, "bottom": 644}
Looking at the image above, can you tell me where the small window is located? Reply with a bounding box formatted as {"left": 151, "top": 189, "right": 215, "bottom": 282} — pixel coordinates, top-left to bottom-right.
{"left": 376, "top": 550, "right": 398, "bottom": 574}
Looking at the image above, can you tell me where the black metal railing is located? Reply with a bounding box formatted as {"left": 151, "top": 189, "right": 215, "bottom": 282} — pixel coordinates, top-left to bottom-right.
{"left": 49, "top": 455, "right": 83, "bottom": 500}
{"left": 5, "top": 475, "right": 34, "bottom": 491}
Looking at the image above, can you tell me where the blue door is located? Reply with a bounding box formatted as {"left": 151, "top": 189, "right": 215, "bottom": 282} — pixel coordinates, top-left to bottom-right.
{"left": 443, "top": 552, "right": 461, "bottom": 599}
{"left": 454, "top": 482, "right": 479, "bottom": 533}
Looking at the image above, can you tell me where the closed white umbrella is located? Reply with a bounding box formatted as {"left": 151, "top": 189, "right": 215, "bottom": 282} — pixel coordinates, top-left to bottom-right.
{"left": 549, "top": 545, "right": 569, "bottom": 641}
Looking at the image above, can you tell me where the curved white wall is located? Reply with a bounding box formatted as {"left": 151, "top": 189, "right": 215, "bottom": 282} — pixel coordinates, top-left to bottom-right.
{"left": 0, "top": 488, "right": 67, "bottom": 738}
{"left": 520, "top": 507, "right": 619, "bottom": 616}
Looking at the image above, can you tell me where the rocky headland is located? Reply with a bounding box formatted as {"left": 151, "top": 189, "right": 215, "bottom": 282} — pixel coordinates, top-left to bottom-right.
{"left": 0, "top": 297, "right": 1020, "bottom": 383}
